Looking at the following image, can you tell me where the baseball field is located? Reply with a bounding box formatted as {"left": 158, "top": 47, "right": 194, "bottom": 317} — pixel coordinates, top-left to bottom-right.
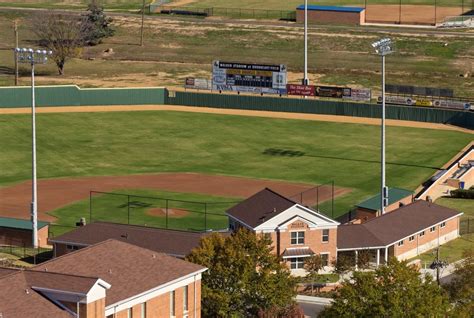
{"left": 0, "top": 108, "right": 472, "bottom": 235}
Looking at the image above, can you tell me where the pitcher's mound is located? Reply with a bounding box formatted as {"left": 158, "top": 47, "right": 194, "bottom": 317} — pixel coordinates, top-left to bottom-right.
{"left": 146, "top": 208, "right": 189, "bottom": 218}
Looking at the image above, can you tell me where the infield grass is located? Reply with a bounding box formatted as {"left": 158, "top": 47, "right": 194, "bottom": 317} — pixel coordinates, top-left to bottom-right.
{"left": 0, "top": 110, "right": 471, "bottom": 222}
{"left": 48, "top": 189, "right": 239, "bottom": 236}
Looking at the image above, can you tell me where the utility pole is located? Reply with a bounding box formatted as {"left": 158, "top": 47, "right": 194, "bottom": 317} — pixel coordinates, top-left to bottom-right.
{"left": 303, "top": 0, "right": 308, "bottom": 86}
{"left": 14, "top": 21, "right": 19, "bottom": 86}
{"left": 140, "top": 0, "right": 146, "bottom": 46}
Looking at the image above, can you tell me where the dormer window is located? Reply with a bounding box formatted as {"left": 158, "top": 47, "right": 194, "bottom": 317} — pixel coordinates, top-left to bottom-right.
{"left": 291, "top": 231, "right": 305, "bottom": 245}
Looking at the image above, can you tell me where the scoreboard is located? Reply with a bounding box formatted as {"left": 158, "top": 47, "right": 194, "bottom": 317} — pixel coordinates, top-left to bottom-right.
{"left": 212, "top": 61, "right": 287, "bottom": 95}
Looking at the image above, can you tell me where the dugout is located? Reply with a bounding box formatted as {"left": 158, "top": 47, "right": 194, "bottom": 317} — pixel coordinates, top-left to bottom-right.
{"left": 0, "top": 217, "right": 50, "bottom": 248}
{"left": 296, "top": 5, "right": 365, "bottom": 25}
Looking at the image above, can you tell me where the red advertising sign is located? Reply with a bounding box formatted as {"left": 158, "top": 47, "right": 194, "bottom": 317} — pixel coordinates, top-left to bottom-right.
{"left": 287, "top": 84, "right": 315, "bottom": 96}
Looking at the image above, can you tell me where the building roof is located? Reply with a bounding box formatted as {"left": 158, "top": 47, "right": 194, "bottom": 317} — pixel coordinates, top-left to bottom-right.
{"left": 226, "top": 188, "right": 297, "bottom": 228}
{"left": 296, "top": 5, "right": 365, "bottom": 13}
{"left": 34, "top": 239, "right": 206, "bottom": 307}
{"left": 0, "top": 270, "right": 75, "bottom": 318}
{"left": 49, "top": 221, "right": 215, "bottom": 257}
{"left": 356, "top": 188, "right": 413, "bottom": 211}
{"left": 0, "top": 216, "right": 49, "bottom": 230}
{"left": 338, "top": 200, "right": 462, "bottom": 249}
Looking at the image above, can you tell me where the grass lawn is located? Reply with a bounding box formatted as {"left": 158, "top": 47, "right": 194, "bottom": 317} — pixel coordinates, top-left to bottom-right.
{"left": 435, "top": 197, "right": 474, "bottom": 219}
{"left": 0, "top": 110, "right": 471, "bottom": 221}
{"left": 0, "top": 252, "right": 32, "bottom": 267}
{"left": 48, "top": 189, "right": 239, "bottom": 236}
{"left": 415, "top": 233, "right": 473, "bottom": 265}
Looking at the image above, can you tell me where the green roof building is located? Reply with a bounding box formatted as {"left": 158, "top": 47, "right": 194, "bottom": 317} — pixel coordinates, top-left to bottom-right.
{"left": 0, "top": 217, "right": 50, "bottom": 247}
{"left": 355, "top": 188, "right": 414, "bottom": 219}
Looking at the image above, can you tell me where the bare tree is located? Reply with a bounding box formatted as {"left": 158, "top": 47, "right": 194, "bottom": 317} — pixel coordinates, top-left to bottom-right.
{"left": 31, "top": 12, "right": 90, "bottom": 75}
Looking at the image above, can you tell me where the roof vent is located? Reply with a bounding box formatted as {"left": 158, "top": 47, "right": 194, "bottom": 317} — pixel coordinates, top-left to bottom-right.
{"left": 273, "top": 208, "right": 277, "bottom": 213}
{"left": 43, "top": 268, "right": 48, "bottom": 272}
{"left": 120, "top": 233, "right": 129, "bottom": 239}
{"left": 152, "top": 254, "right": 156, "bottom": 259}
{"left": 108, "top": 269, "right": 112, "bottom": 274}
{"left": 25, "top": 289, "right": 29, "bottom": 294}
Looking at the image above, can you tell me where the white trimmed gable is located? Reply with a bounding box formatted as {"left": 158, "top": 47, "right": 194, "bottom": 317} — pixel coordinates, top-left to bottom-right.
{"left": 255, "top": 204, "right": 339, "bottom": 232}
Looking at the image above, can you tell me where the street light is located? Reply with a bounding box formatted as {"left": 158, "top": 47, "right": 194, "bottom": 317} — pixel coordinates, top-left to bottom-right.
{"left": 303, "top": 0, "right": 309, "bottom": 86}
{"left": 371, "top": 38, "right": 393, "bottom": 215}
{"left": 15, "top": 47, "right": 52, "bottom": 248}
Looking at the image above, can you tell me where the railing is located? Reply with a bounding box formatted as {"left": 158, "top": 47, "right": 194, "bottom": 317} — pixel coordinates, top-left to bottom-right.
{"left": 0, "top": 240, "right": 53, "bottom": 266}
{"left": 158, "top": 6, "right": 295, "bottom": 20}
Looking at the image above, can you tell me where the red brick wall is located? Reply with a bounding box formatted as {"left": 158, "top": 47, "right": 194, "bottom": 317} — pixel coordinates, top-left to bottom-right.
{"left": 267, "top": 221, "right": 337, "bottom": 263}
{"left": 0, "top": 225, "right": 50, "bottom": 248}
{"left": 393, "top": 217, "right": 459, "bottom": 258}
{"left": 296, "top": 9, "right": 363, "bottom": 25}
{"left": 53, "top": 242, "right": 86, "bottom": 257}
{"left": 113, "top": 280, "right": 202, "bottom": 318}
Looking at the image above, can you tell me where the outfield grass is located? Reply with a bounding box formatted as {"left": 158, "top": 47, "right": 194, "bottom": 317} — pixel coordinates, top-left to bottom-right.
{"left": 48, "top": 189, "right": 239, "bottom": 236}
{"left": 0, "top": 110, "right": 471, "bottom": 220}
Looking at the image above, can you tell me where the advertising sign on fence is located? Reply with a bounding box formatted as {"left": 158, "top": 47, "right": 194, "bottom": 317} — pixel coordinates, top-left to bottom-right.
{"left": 287, "top": 84, "right": 315, "bottom": 96}
{"left": 185, "top": 78, "right": 211, "bottom": 90}
{"left": 212, "top": 60, "right": 287, "bottom": 95}
{"left": 433, "top": 100, "right": 471, "bottom": 110}
{"left": 379, "top": 95, "right": 472, "bottom": 111}
{"left": 378, "top": 95, "right": 415, "bottom": 106}
{"left": 315, "top": 86, "right": 351, "bottom": 98}
{"left": 343, "top": 88, "right": 371, "bottom": 101}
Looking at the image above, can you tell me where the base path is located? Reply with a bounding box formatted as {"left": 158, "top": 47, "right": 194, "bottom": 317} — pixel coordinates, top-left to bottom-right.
{"left": 0, "top": 173, "right": 349, "bottom": 222}
{"left": 0, "top": 105, "right": 470, "bottom": 133}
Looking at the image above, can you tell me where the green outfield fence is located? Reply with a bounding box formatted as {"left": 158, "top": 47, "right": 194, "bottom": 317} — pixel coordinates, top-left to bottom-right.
{"left": 0, "top": 85, "right": 167, "bottom": 108}
{"left": 166, "top": 91, "right": 474, "bottom": 130}
{"left": 0, "top": 86, "right": 472, "bottom": 130}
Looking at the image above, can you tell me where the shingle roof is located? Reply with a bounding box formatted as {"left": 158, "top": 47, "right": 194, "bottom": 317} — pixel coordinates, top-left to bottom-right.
{"left": 0, "top": 270, "right": 74, "bottom": 318}
{"left": 356, "top": 188, "right": 413, "bottom": 211}
{"left": 0, "top": 216, "right": 49, "bottom": 230}
{"left": 226, "top": 188, "right": 296, "bottom": 228}
{"left": 49, "top": 222, "right": 216, "bottom": 257}
{"left": 34, "top": 239, "right": 206, "bottom": 306}
{"left": 338, "top": 200, "right": 462, "bottom": 249}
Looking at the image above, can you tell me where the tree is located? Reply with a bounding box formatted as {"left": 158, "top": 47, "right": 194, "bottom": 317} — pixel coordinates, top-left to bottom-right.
{"left": 83, "top": 2, "right": 115, "bottom": 45}
{"left": 320, "top": 258, "right": 451, "bottom": 318}
{"left": 304, "top": 254, "right": 324, "bottom": 295}
{"left": 332, "top": 254, "right": 354, "bottom": 275}
{"left": 31, "top": 12, "right": 89, "bottom": 75}
{"left": 186, "top": 229, "right": 297, "bottom": 317}
{"left": 356, "top": 249, "right": 371, "bottom": 270}
{"left": 446, "top": 248, "right": 474, "bottom": 317}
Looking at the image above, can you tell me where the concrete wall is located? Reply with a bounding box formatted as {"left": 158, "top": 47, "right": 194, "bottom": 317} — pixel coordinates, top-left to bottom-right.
{"left": 0, "top": 225, "right": 49, "bottom": 248}
{"left": 296, "top": 9, "right": 364, "bottom": 25}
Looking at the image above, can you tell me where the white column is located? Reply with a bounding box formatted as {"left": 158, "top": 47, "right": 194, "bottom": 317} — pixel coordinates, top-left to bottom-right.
{"left": 303, "top": 0, "right": 308, "bottom": 86}
{"left": 31, "top": 59, "right": 38, "bottom": 248}
{"left": 380, "top": 54, "right": 386, "bottom": 215}
{"left": 384, "top": 247, "right": 388, "bottom": 263}
{"left": 376, "top": 249, "right": 380, "bottom": 267}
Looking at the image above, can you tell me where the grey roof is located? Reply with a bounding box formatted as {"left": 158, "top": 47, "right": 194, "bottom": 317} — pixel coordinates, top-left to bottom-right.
{"left": 338, "top": 200, "right": 462, "bottom": 249}
{"left": 226, "top": 188, "right": 296, "bottom": 228}
{"left": 49, "top": 222, "right": 217, "bottom": 257}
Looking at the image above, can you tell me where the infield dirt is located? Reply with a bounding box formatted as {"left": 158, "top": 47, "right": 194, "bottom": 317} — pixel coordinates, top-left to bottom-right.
{"left": 0, "top": 172, "right": 349, "bottom": 222}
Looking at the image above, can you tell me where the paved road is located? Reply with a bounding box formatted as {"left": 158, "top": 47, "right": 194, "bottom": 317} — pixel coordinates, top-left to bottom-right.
{"left": 298, "top": 301, "right": 328, "bottom": 318}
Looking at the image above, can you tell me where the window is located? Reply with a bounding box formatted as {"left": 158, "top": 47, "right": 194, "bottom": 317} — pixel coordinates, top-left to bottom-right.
{"left": 127, "top": 308, "right": 132, "bottom": 318}
{"left": 320, "top": 253, "right": 329, "bottom": 267}
{"left": 170, "top": 291, "right": 175, "bottom": 317}
{"left": 291, "top": 231, "right": 305, "bottom": 245}
{"left": 66, "top": 244, "right": 78, "bottom": 251}
{"left": 409, "top": 235, "right": 415, "bottom": 242}
{"left": 183, "top": 285, "right": 189, "bottom": 313}
{"left": 440, "top": 222, "right": 446, "bottom": 228}
{"left": 322, "top": 229, "right": 329, "bottom": 243}
{"left": 290, "top": 257, "right": 305, "bottom": 269}
{"left": 419, "top": 231, "right": 425, "bottom": 237}
{"left": 141, "top": 303, "right": 146, "bottom": 318}
{"left": 398, "top": 240, "right": 404, "bottom": 246}
{"left": 430, "top": 226, "right": 436, "bottom": 232}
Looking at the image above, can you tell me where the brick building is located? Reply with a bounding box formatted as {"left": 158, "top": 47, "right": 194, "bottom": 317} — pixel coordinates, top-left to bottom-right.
{"left": 226, "top": 188, "right": 339, "bottom": 275}
{"left": 296, "top": 5, "right": 366, "bottom": 25}
{"left": 354, "top": 187, "right": 413, "bottom": 222}
{"left": 0, "top": 216, "right": 49, "bottom": 248}
{"left": 0, "top": 239, "right": 206, "bottom": 318}
{"left": 337, "top": 200, "right": 462, "bottom": 265}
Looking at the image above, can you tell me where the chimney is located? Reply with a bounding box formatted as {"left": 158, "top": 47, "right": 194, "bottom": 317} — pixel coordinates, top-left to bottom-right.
{"left": 76, "top": 217, "right": 86, "bottom": 227}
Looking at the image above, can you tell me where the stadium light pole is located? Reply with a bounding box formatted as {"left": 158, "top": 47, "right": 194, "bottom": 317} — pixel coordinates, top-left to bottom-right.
{"left": 15, "top": 47, "right": 52, "bottom": 248}
{"left": 303, "top": 0, "right": 309, "bottom": 86}
{"left": 371, "top": 38, "right": 393, "bottom": 215}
